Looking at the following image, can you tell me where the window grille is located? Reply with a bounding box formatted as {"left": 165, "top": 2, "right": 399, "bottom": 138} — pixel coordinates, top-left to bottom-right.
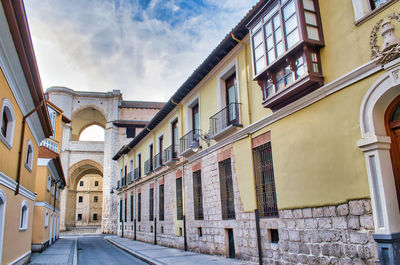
{"left": 137, "top": 193, "right": 141, "bottom": 222}
{"left": 124, "top": 197, "right": 127, "bottom": 222}
{"left": 149, "top": 188, "right": 154, "bottom": 221}
{"left": 159, "top": 184, "right": 164, "bottom": 221}
{"left": 119, "top": 200, "right": 122, "bottom": 223}
{"left": 176, "top": 178, "right": 183, "bottom": 220}
{"left": 130, "top": 195, "right": 133, "bottom": 222}
{"left": 219, "top": 158, "right": 235, "bottom": 220}
{"left": 252, "top": 142, "right": 278, "bottom": 217}
{"left": 193, "top": 170, "right": 204, "bottom": 220}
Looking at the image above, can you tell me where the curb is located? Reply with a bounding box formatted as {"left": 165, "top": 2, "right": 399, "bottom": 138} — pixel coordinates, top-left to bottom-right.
{"left": 104, "top": 237, "right": 162, "bottom": 265}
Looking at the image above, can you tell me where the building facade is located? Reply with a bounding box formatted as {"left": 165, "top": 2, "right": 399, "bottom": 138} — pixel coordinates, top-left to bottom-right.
{"left": 113, "top": 0, "right": 400, "bottom": 264}
{"left": 0, "top": 0, "right": 54, "bottom": 264}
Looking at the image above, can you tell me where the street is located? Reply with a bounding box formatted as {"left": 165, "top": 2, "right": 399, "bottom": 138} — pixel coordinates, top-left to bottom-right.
{"left": 77, "top": 235, "right": 148, "bottom": 265}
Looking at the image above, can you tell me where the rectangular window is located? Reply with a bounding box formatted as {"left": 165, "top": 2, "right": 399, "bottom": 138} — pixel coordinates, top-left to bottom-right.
{"left": 219, "top": 158, "right": 235, "bottom": 220}
{"left": 176, "top": 177, "right": 183, "bottom": 220}
{"left": 119, "top": 199, "right": 123, "bottom": 223}
{"left": 48, "top": 106, "right": 57, "bottom": 139}
{"left": 79, "top": 181, "right": 84, "bottom": 187}
{"left": 159, "top": 184, "right": 164, "bottom": 221}
{"left": 93, "top": 213, "right": 98, "bottom": 221}
{"left": 193, "top": 170, "right": 204, "bottom": 220}
{"left": 130, "top": 195, "right": 133, "bottom": 222}
{"left": 94, "top": 181, "right": 99, "bottom": 187}
{"left": 158, "top": 135, "right": 163, "bottom": 164}
{"left": 149, "top": 144, "right": 154, "bottom": 171}
{"left": 78, "top": 196, "right": 83, "bottom": 203}
{"left": 77, "top": 214, "right": 82, "bottom": 221}
{"left": 137, "top": 193, "right": 141, "bottom": 222}
{"left": 253, "top": 142, "right": 279, "bottom": 217}
{"left": 149, "top": 188, "right": 154, "bottom": 221}
{"left": 94, "top": 196, "right": 98, "bottom": 203}
{"left": 172, "top": 120, "right": 178, "bottom": 159}
{"left": 126, "top": 127, "right": 135, "bottom": 138}
{"left": 124, "top": 197, "right": 127, "bottom": 222}
{"left": 138, "top": 154, "right": 142, "bottom": 178}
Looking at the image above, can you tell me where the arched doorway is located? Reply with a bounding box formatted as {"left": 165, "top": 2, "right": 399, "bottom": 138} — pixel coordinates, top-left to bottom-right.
{"left": 385, "top": 95, "right": 400, "bottom": 209}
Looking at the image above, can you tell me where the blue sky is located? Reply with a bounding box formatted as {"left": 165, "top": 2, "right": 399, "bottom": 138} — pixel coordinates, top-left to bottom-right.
{"left": 24, "top": 0, "right": 258, "bottom": 102}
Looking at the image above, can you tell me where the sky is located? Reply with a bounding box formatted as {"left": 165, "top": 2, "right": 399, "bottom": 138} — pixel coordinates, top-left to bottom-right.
{"left": 24, "top": 0, "right": 258, "bottom": 103}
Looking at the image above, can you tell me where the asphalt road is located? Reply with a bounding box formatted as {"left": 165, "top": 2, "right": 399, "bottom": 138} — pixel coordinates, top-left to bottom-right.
{"left": 77, "top": 235, "right": 148, "bottom": 265}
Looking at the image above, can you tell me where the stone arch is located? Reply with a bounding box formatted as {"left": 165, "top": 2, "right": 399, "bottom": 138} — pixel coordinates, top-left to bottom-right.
{"left": 358, "top": 62, "right": 400, "bottom": 240}
{"left": 70, "top": 106, "right": 107, "bottom": 141}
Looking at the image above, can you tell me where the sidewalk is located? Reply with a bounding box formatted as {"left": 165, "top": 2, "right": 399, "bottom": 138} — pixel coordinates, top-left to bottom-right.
{"left": 105, "top": 236, "right": 256, "bottom": 265}
{"left": 29, "top": 236, "right": 77, "bottom": 265}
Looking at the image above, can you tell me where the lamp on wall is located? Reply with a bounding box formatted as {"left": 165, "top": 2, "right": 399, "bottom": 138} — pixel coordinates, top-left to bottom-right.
{"left": 190, "top": 130, "right": 211, "bottom": 153}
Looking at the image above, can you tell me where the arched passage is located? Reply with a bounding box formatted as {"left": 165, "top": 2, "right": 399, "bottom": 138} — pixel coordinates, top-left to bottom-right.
{"left": 64, "top": 160, "right": 104, "bottom": 228}
{"left": 70, "top": 107, "right": 106, "bottom": 141}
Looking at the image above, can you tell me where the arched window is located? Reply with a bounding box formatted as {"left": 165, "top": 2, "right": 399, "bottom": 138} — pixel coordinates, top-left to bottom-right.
{"left": 0, "top": 98, "right": 15, "bottom": 149}
{"left": 25, "top": 140, "right": 34, "bottom": 171}
{"left": 44, "top": 210, "right": 49, "bottom": 227}
{"left": 19, "top": 201, "right": 29, "bottom": 231}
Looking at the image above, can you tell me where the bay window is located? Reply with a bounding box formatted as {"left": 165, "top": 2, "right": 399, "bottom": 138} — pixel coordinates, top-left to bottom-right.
{"left": 248, "top": 0, "right": 324, "bottom": 111}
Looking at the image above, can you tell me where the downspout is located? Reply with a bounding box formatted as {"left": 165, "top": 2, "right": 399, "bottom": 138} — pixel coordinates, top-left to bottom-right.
{"left": 15, "top": 100, "right": 46, "bottom": 195}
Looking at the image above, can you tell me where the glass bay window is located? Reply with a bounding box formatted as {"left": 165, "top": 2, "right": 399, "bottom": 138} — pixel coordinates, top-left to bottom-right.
{"left": 248, "top": 0, "right": 324, "bottom": 111}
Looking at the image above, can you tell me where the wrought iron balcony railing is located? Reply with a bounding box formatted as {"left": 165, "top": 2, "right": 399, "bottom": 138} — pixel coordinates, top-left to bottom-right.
{"left": 209, "top": 103, "right": 241, "bottom": 139}
{"left": 180, "top": 129, "right": 201, "bottom": 156}
{"left": 144, "top": 159, "right": 153, "bottom": 175}
{"left": 127, "top": 171, "right": 134, "bottom": 183}
{"left": 134, "top": 167, "right": 141, "bottom": 180}
{"left": 41, "top": 139, "right": 59, "bottom": 153}
{"left": 162, "top": 144, "right": 179, "bottom": 165}
{"left": 154, "top": 153, "right": 163, "bottom": 169}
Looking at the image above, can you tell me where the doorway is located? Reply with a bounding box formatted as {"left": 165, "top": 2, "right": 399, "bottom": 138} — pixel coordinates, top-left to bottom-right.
{"left": 226, "top": 228, "right": 235, "bottom": 259}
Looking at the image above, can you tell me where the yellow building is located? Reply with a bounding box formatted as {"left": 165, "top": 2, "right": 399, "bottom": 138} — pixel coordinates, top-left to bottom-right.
{"left": 0, "top": 0, "right": 53, "bottom": 264}
{"left": 113, "top": 0, "right": 400, "bottom": 264}
{"left": 31, "top": 100, "right": 67, "bottom": 252}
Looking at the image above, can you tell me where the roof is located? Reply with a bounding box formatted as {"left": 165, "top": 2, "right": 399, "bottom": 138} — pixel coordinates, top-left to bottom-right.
{"left": 112, "top": 0, "right": 266, "bottom": 161}
{"left": 38, "top": 146, "right": 66, "bottom": 188}
{"left": 120, "top": 101, "right": 166, "bottom": 109}
{"left": 2, "top": 0, "right": 53, "bottom": 138}
{"left": 113, "top": 120, "right": 149, "bottom": 128}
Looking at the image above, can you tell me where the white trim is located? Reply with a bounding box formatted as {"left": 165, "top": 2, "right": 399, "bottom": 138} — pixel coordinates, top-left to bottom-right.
{"left": 0, "top": 189, "right": 6, "bottom": 265}
{"left": 34, "top": 201, "right": 60, "bottom": 213}
{"left": 0, "top": 98, "right": 15, "bottom": 150}
{"left": 185, "top": 94, "right": 201, "bottom": 133}
{"left": 37, "top": 158, "right": 51, "bottom": 166}
{"left": 19, "top": 200, "right": 29, "bottom": 231}
{"left": 217, "top": 59, "right": 238, "bottom": 110}
{"left": 44, "top": 210, "right": 49, "bottom": 228}
{"left": 0, "top": 171, "right": 36, "bottom": 200}
{"left": 9, "top": 250, "right": 31, "bottom": 265}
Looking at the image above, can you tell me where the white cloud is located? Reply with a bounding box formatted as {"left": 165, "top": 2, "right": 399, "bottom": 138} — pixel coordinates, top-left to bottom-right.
{"left": 24, "top": 0, "right": 258, "bottom": 102}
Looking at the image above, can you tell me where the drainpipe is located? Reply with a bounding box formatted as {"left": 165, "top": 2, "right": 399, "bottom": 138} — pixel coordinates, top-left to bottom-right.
{"left": 15, "top": 100, "right": 46, "bottom": 195}
{"left": 181, "top": 162, "right": 187, "bottom": 251}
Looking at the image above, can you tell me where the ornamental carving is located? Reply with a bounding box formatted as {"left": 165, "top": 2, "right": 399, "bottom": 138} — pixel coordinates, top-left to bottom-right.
{"left": 371, "top": 12, "right": 400, "bottom": 65}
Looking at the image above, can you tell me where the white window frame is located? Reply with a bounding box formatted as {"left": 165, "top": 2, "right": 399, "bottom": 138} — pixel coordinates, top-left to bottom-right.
{"left": 48, "top": 106, "right": 57, "bottom": 139}
{"left": 352, "top": 0, "right": 394, "bottom": 23}
{"left": 25, "top": 140, "right": 34, "bottom": 172}
{"left": 185, "top": 95, "right": 201, "bottom": 133}
{"left": 217, "top": 59, "right": 240, "bottom": 111}
{"left": 19, "top": 200, "right": 29, "bottom": 231}
{"left": 0, "top": 98, "right": 15, "bottom": 150}
{"left": 52, "top": 183, "right": 55, "bottom": 196}
{"left": 47, "top": 175, "right": 51, "bottom": 191}
{"left": 44, "top": 210, "right": 49, "bottom": 228}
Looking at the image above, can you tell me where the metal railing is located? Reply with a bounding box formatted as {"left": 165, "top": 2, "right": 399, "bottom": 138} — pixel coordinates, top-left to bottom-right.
{"left": 40, "top": 139, "right": 59, "bottom": 152}
{"left": 144, "top": 159, "right": 152, "bottom": 175}
{"left": 162, "top": 144, "right": 179, "bottom": 164}
{"left": 180, "top": 129, "right": 200, "bottom": 154}
{"left": 134, "top": 167, "right": 140, "bottom": 180}
{"left": 121, "top": 176, "right": 126, "bottom": 187}
{"left": 127, "top": 171, "right": 134, "bottom": 183}
{"left": 210, "top": 103, "right": 241, "bottom": 137}
{"left": 154, "top": 153, "right": 163, "bottom": 169}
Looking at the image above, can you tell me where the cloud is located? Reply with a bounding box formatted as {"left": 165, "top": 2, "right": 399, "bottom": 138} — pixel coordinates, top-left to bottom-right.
{"left": 24, "top": 0, "right": 258, "bottom": 102}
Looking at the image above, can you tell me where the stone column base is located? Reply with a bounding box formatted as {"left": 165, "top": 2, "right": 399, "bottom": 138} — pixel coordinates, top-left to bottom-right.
{"left": 373, "top": 232, "right": 400, "bottom": 265}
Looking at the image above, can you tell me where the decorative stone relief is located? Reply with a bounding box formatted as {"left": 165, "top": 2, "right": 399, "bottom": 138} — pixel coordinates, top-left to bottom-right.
{"left": 371, "top": 12, "right": 400, "bottom": 64}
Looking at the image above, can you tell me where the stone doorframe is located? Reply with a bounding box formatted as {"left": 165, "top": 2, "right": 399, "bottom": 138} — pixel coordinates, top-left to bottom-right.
{"left": 358, "top": 59, "right": 400, "bottom": 264}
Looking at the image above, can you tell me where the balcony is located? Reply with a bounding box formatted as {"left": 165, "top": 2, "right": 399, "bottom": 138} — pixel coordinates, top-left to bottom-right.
{"left": 180, "top": 129, "right": 201, "bottom": 157}
{"left": 127, "top": 171, "right": 134, "bottom": 183}
{"left": 210, "top": 103, "right": 242, "bottom": 140}
{"left": 144, "top": 159, "right": 153, "bottom": 175}
{"left": 41, "top": 139, "right": 59, "bottom": 153}
{"left": 154, "top": 153, "right": 163, "bottom": 170}
{"left": 162, "top": 145, "right": 179, "bottom": 166}
{"left": 134, "top": 167, "right": 141, "bottom": 180}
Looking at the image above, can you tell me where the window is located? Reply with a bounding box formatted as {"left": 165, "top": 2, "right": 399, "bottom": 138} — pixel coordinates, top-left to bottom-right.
{"left": 47, "top": 175, "right": 51, "bottom": 191}
{"left": 126, "top": 127, "right": 135, "bottom": 138}
{"left": 124, "top": 197, "right": 127, "bottom": 222}
{"left": 94, "top": 181, "right": 99, "bottom": 187}
{"left": 176, "top": 177, "right": 183, "bottom": 220}
{"left": 78, "top": 196, "right": 83, "bottom": 203}
{"left": 79, "top": 181, "right": 84, "bottom": 187}
{"left": 137, "top": 154, "right": 142, "bottom": 178}
{"left": 94, "top": 196, "right": 98, "bottom": 203}
{"left": 225, "top": 74, "right": 238, "bottom": 125}
{"left": 25, "top": 141, "right": 34, "bottom": 171}
{"left": 0, "top": 98, "right": 15, "bottom": 149}
{"left": 19, "top": 201, "right": 29, "bottom": 230}
{"left": 130, "top": 195, "right": 133, "bottom": 222}
{"left": 48, "top": 106, "right": 57, "bottom": 139}
{"left": 149, "top": 188, "right": 154, "bottom": 221}
{"left": 77, "top": 214, "right": 82, "bottom": 221}
{"left": 149, "top": 144, "right": 154, "bottom": 171}
{"left": 193, "top": 170, "right": 204, "bottom": 220}
{"left": 219, "top": 158, "right": 235, "bottom": 220}
{"left": 171, "top": 120, "right": 179, "bottom": 159}
{"left": 253, "top": 142, "right": 279, "bottom": 217}
{"left": 158, "top": 135, "right": 163, "bottom": 166}
{"left": 93, "top": 213, "right": 98, "bottom": 221}
{"left": 119, "top": 199, "right": 123, "bottom": 223}
{"left": 352, "top": 0, "right": 393, "bottom": 21}
{"left": 44, "top": 211, "right": 49, "bottom": 227}
{"left": 52, "top": 184, "right": 55, "bottom": 196}
{"left": 137, "top": 193, "right": 141, "bottom": 222}
{"left": 159, "top": 184, "right": 164, "bottom": 221}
